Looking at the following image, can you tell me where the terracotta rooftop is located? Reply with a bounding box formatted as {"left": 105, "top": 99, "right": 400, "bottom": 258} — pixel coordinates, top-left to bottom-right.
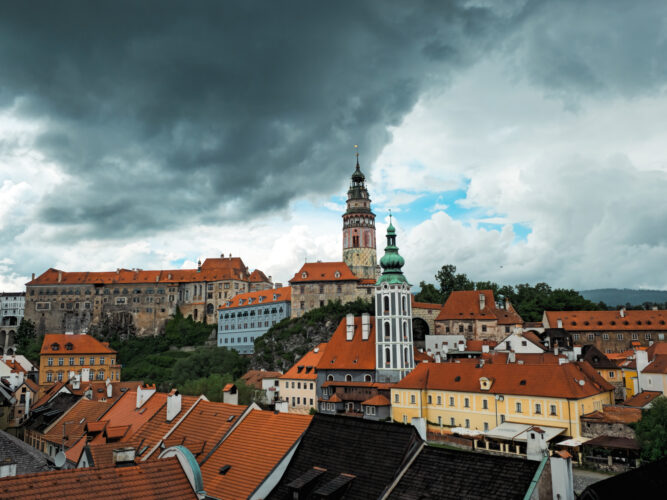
{"left": 643, "top": 354, "right": 667, "bottom": 374}
{"left": 544, "top": 310, "right": 667, "bottom": 331}
{"left": 40, "top": 334, "right": 116, "bottom": 355}
{"left": 436, "top": 290, "right": 523, "bottom": 325}
{"left": 26, "top": 256, "right": 256, "bottom": 286}
{"left": 200, "top": 410, "right": 312, "bottom": 500}
{"left": 281, "top": 343, "right": 327, "bottom": 381}
{"left": 289, "top": 262, "right": 358, "bottom": 283}
{"left": 241, "top": 370, "right": 283, "bottom": 389}
{"left": 84, "top": 439, "right": 142, "bottom": 468}
{"left": 219, "top": 286, "right": 291, "bottom": 309}
{"left": 97, "top": 389, "right": 167, "bottom": 441}
{"left": 146, "top": 400, "right": 247, "bottom": 461}
{"left": 317, "top": 316, "right": 376, "bottom": 371}
{"left": 581, "top": 406, "right": 641, "bottom": 425}
{"left": 70, "top": 380, "right": 144, "bottom": 403}
{"left": 482, "top": 352, "right": 569, "bottom": 365}
{"left": 411, "top": 297, "right": 443, "bottom": 310}
{"left": 361, "top": 394, "right": 391, "bottom": 406}
{"left": 248, "top": 269, "right": 271, "bottom": 283}
{"left": 646, "top": 341, "right": 667, "bottom": 359}
{"left": 43, "top": 398, "right": 113, "bottom": 448}
{"left": 622, "top": 391, "right": 663, "bottom": 408}
{"left": 0, "top": 456, "right": 197, "bottom": 499}
{"left": 395, "top": 360, "right": 614, "bottom": 399}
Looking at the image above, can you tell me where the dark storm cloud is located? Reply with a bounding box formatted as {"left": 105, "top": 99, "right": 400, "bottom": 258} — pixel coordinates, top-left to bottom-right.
{"left": 0, "top": 0, "right": 522, "bottom": 239}
{"left": 1, "top": 1, "right": 664, "bottom": 241}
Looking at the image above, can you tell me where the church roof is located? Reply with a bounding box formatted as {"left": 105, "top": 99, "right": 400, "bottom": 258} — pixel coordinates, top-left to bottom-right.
{"left": 289, "top": 262, "right": 358, "bottom": 283}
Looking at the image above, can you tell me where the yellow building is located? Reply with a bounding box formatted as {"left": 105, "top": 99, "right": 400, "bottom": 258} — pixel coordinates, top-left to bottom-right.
{"left": 39, "top": 334, "right": 120, "bottom": 387}
{"left": 279, "top": 343, "right": 327, "bottom": 414}
{"left": 391, "top": 360, "right": 614, "bottom": 439}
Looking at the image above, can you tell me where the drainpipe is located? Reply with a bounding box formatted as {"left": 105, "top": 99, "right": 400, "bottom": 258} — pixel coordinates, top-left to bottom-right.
{"left": 567, "top": 399, "right": 572, "bottom": 437}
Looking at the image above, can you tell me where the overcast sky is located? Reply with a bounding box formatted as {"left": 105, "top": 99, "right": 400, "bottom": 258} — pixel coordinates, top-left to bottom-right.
{"left": 1, "top": 1, "right": 667, "bottom": 292}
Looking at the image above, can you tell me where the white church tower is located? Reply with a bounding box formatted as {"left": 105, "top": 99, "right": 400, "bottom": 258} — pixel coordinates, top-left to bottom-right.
{"left": 375, "top": 214, "right": 414, "bottom": 383}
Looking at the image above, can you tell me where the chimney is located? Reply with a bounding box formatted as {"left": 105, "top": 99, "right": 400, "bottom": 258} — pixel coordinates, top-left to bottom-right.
{"left": 435, "top": 353, "right": 441, "bottom": 363}
{"left": 479, "top": 293, "right": 485, "bottom": 310}
{"left": 166, "top": 389, "right": 182, "bottom": 422}
{"left": 81, "top": 368, "right": 90, "bottom": 383}
{"left": 550, "top": 451, "right": 575, "bottom": 500}
{"left": 71, "top": 373, "right": 81, "bottom": 390}
{"left": 361, "top": 313, "right": 370, "bottom": 340}
{"left": 620, "top": 308, "right": 626, "bottom": 318}
{"left": 508, "top": 351, "right": 516, "bottom": 363}
{"left": 32, "top": 273, "right": 35, "bottom": 280}
{"left": 346, "top": 314, "right": 355, "bottom": 341}
{"left": 526, "top": 427, "right": 548, "bottom": 462}
{"left": 573, "top": 345, "right": 582, "bottom": 359}
{"left": 557, "top": 319, "right": 563, "bottom": 328}
{"left": 57, "top": 271, "right": 62, "bottom": 283}
{"left": 482, "top": 344, "right": 490, "bottom": 354}
{"left": 197, "top": 259, "right": 202, "bottom": 272}
{"left": 223, "top": 384, "right": 238, "bottom": 405}
{"left": 112, "top": 447, "right": 136, "bottom": 467}
{"left": 136, "top": 384, "right": 156, "bottom": 409}
{"left": 458, "top": 341, "right": 465, "bottom": 352}
{"left": 554, "top": 346, "right": 559, "bottom": 356}
{"left": 558, "top": 358, "right": 569, "bottom": 365}
{"left": 106, "top": 378, "right": 113, "bottom": 398}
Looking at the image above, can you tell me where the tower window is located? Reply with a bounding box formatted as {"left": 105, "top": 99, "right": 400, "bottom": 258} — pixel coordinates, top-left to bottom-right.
{"left": 385, "top": 348, "right": 391, "bottom": 366}
{"left": 384, "top": 322, "right": 391, "bottom": 340}
{"left": 383, "top": 296, "right": 389, "bottom": 313}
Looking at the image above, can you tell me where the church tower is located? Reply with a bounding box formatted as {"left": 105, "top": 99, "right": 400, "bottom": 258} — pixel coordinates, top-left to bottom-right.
{"left": 342, "top": 154, "right": 377, "bottom": 280}
{"left": 374, "top": 215, "right": 414, "bottom": 383}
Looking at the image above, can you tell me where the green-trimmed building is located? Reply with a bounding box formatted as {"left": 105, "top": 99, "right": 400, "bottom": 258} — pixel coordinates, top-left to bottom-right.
{"left": 374, "top": 216, "right": 415, "bottom": 383}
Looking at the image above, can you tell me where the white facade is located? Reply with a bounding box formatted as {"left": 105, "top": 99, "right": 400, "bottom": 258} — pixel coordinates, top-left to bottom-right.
{"left": 375, "top": 281, "right": 415, "bottom": 383}
{"left": 495, "top": 331, "right": 545, "bottom": 353}
{"left": 0, "top": 292, "right": 25, "bottom": 355}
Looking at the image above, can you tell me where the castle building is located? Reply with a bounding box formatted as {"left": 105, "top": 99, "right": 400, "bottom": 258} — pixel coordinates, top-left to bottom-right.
{"left": 25, "top": 255, "right": 272, "bottom": 336}
{"left": 342, "top": 158, "right": 377, "bottom": 280}
{"left": 288, "top": 157, "right": 377, "bottom": 317}
{"left": 1, "top": 292, "right": 25, "bottom": 355}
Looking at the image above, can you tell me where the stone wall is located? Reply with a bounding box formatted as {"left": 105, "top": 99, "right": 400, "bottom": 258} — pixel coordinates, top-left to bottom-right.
{"left": 290, "top": 281, "right": 371, "bottom": 318}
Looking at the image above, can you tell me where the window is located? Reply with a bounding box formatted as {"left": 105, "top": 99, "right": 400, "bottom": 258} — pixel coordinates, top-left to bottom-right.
{"left": 364, "top": 374, "right": 372, "bottom": 382}
{"left": 602, "top": 333, "right": 609, "bottom": 340}
{"left": 365, "top": 406, "right": 376, "bottom": 416}
{"left": 450, "top": 417, "right": 455, "bottom": 426}
{"left": 47, "top": 357, "right": 53, "bottom": 367}
{"left": 500, "top": 414, "right": 505, "bottom": 423}
{"left": 58, "top": 357, "right": 64, "bottom": 366}
{"left": 319, "top": 285, "right": 324, "bottom": 294}
{"left": 516, "top": 402, "right": 522, "bottom": 413}
{"left": 427, "top": 395, "right": 432, "bottom": 405}
{"left": 394, "top": 393, "right": 400, "bottom": 403}
{"left": 609, "top": 371, "right": 615, "bottom": 378}
{"left": 79, "top": 357, "right": 84, "bottom": 365}
{"left": 573, "top": 334, "right": 580, "bottom": 341}
{"left": 617, "top": 333, "right": 624, "bottom": 340}
{"left": 482, "top": 399, "right": 488, "bottom": 410}
{"left": 465, "top": 419, "right": 470, "bottom": 428}
{"left": 69, "top": 357, "right": 74, "bottom": 366}
{"left": 458, "top": 324, "right": 464, "bottom": 333}
{"left": 100, "top": 357, "right": 105, "bottom": 365}
{"left": 645, "top": 333, "right": 652, "bottom": 340}
{"left": 482, "top": 325, "right": 487, "bottom": 333}
{"left": 437, "top": 395, "right": 442, "bottom": 405}
{"left": 449, "top": 397, "right": 454, "bottom": 406}
{"left": 438, "top": 416, "right": 442, "bottom": 426}
{"left": 535, "top": 403, "right": 541, "bottom": 414}
{"left": 46, "top": 372, "right": 53, "bottom": 382}
{"left": 410, "top": 394, "right": 416, "bottom": 404}
{"left": 90, "top": 357, "right": 95, "bottom": 365}
{"left": 632, "top": 333, "right": 639, "bottom": 340}
{"left": 57, "top": 371, "right": 63, "bottom": 381}
{"left": 383, "top": 296, "right": 390, "bottom": 313}
{"left": 587, "top": 334, "right": 594, "bottom": 341}
{"left": 464, "top": 398, "right": 470, "bottom": 408}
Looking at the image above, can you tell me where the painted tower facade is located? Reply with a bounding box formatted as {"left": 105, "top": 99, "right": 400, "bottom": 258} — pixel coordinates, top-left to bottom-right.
{"left": 342, "top": 158, "right": 377, "bottom": 280}
{"left": 375, "top": 217, "right": 414, "bottom": 383}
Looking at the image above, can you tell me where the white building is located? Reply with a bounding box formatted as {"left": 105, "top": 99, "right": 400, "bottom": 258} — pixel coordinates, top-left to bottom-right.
{"left": 0, "top": 292, "right": 25, "bottom": 355}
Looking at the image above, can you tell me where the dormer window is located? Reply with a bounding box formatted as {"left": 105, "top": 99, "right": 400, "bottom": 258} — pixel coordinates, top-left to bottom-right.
{"left": 273, "top": 294, "right": 277, "bottom": 300}
{"left": 479, "top": 377, "right": 492, "bottom": 390}
{"left": 248, "top": 298, "right": 253, "bottom": 304}
{"left": 65, "top": 343, "right": 73, "bottom": 351}
{"left": 301, "top": 271, "right": 308, "bottom": 279}
{"left": 259, "top": 296, "right": 264, "bottom": 303}
{"left": 334, "top": 271, "right": 341, "bottom": 278}
{"left": 51, "top": 343, "right": 60, "bottom": 351}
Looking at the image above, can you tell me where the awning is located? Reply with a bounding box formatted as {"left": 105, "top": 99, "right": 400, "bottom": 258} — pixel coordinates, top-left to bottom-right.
{"left": 451, "top": 427, "right": 484, "bottom": 437}
{"left": 584, "top": 436, "right": 640, "bottom": 450}
{"left": 485, "top": 422, "right": 566, "bottom": 443}
{"left": 555, "top": 437, "right": 589, "bottom": 447}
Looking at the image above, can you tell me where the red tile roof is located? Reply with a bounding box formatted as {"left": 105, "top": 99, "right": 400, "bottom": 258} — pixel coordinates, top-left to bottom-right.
{"left": 98, "top": 389, "right": 167, "bottom": 441}
{"left": 436, "top": 290, "right": 523, "bottom": 325}
{"left": 40, "top": 334, "right": 116, "bottom": 355}
{"left": 146, "top": 401, "right": 248, "bottom": 461}
{"left": 27, "top": 257, "right": 255, "bottom": 286}
{"left": 248, "top": 269, "right": 270, "bottom": 283}
{"left": 622, "top": 391, "right": 662, "bottom": 408}
{"left": 581, "top": 406, "right": 641, "bottom": 425}
{"left": 289, "top": 262, "right": 358, "bottom": 283}
{"left": 3, "top": 358, "right": 27, "bottom": 373}
{"left": 240, "top": 370, "right": 283, "bottom": 389}
{"left": 317, "top": 316, "right": 376, "bottom": 370}
{"left": 85, "top": 439, "right": 142, "bottom": 468}
{"left": 643, "top": 355, "right": 667, "bottom": 374}
{"left": 411, "top": 297, "right": 443, "bottom": 310}
{"left": 544, "top": 310, "right": 667, "bottom": 331}
{"left": 647, "top": 342, "right": 667, "bottom": 359}
{"left": 31, "top": 381, "right": 68, "bottom": 409}
{"left": 281, "top": 343, "right": 327, "bottom": 380}
{"left": 70, "top": 380, "right": 144, "bottom": 403}
{"left": 0, "top": 456, "right": 197, "bottom": 499}
{"left": 129, "top": 394, "right": 200, "bottom": 460}
{"left": 482, "top": 352, "right": 569, "bottom": 365}
{"left": 414, "top": 348, "right": 434, "bottom": 363}
{"left": 361, "top": 395, "right": 391, "bottom": 406}
{"left": 43, "top": 398, "right": 113, "bottom": 447}
{"left": 65, "top": 436, "right": 87, "bottom": 464}
{"left": 394, "top": 361, "right": 614, "bottom": 399}
{"left": 218, "top": 286, "right": 291, "bottom": 309}
{"left": 199, "top": 410, "right": 312, "bottom": 500}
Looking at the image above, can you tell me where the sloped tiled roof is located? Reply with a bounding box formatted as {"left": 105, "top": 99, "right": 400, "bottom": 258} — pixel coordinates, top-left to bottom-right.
{"left": 289, "top": 262, "right": 358, "bottom": 283}
{"left": 43, "top": 398, "right": 113, "bottom": 447}
{"left": 581, "top": 406, "right": 641, "bottom": 425}
{"left": 582, "top": 345, "right": 620, "bottom": 370}
{"left": 0, "top": 429, "right": 52, "bottom": 475}
{"left": 646, "top": 342, "right": 667, "bottom": 359}
{"left": 643, "top": 354, "right": 667, "bottom": 374}
{"left": 482, "top": 352, "right": 568, "bottom": 365}
{"left": 132, "top": 395, "right": 201, "bottom": 460}
{"left": 219, "top": 286, "right": 291, "bottom": 310}
{"left": 248, "top": 269, "right": 271, "bottom": 283}
{"left": 31, "top": 381, "right": 69, "bottom": 410}
{"left": 361, "top": 394, "right": 391, "bottom": 406}
{"left": 0, "top": 456, "right": 197, "bottom": 499}
{"left": 317, "top": 316, "right": 376, "bottom": 370}
{"left": 544, "top": 310, "right": 667, "bottom": 331}
{"left": 386, "top": 445, "right": 539, "bottom": 500}
{"left": 394, "top": 361, "right": 614, "bottom": 399}
{"left": 65, "top": 436, "right": 87, "bottom": 464}
{"left": 622, "top": 391, "right": 662, "bottom": 408}
{"left": 200, "top": 410, "right": 312, "bottom": 500}
{"left": 85, "top": 439, "right": 142, "bottom": 468}
{"left": 241, "top": 370, "right": 283, "bottom": 389}
{"left": 70, "top": 380, "right": 144, "bottom": 403}
{"left": 40, "top": 334, "right": 116, "bottom": 355}
{"left": 281, "top": 343, "right": 327, "bottom": 381}
{"left": 98, "top": 389, "right": 167, "bottom": 441}
{"left": 436, "top": 290, "right": 523, "bottom": 325}
{"left": 268, "top": 414, "right": 421, "bottom": 500}
{"left": 146, "top": 400, "right": 247, "bottom": 461}
{"left": 411, "top": 297, "right": 443, "bottom": 310}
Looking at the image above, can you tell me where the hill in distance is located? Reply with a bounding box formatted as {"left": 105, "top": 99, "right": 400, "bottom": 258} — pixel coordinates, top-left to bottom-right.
{"left": 580, "top": 288, "right": 667, "bottom": 308}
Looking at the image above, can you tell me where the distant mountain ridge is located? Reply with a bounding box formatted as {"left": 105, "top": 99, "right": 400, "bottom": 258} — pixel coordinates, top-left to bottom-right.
{"left": 579, "top": 288, "right": 667, "bottom": 307}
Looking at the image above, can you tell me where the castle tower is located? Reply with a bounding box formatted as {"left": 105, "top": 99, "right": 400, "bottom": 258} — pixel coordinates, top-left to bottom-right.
{"left": 374, "top": 215, "right": 414, "bottom": 383}
{"left": 342, "top": 154, "right": 377, "bottom": 280}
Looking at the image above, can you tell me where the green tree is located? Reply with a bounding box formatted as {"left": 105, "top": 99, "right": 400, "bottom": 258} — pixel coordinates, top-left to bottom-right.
{"left": 435, "top": 264, "right": 474, "bottom": 301}
{"left": 414, "top": 282, "right": 444, "bottom": 304}
{"left": 635, "top": 397, "right": 667, "bottom": 462}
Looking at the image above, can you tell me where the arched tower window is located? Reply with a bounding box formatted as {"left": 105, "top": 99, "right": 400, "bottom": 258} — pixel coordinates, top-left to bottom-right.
{"left": 385, "top": 348, "right": 391, "bottom": 366}
{"left": 384, "top": 322, "right": 391, "bottom": 340}
{"left": 402, "top": 321, "right": 407, "bottom": 341}
{"left": 364, "top": 374, "right": 372, "bottom": 382}
{"left": 402, "top": 296, "right": 407, "bottom": 315}
{"left": 404, "top": 347, "right": 409, "bottom": 365}
{"left": 345, "top": 374, "right": 352, "bottom": 382}
{"left": 353, "top": 233, "right": 359, "bottom": 247}
{"left": 383, "top": 296, "right": 390, "bottom": 313}
{"left": 327, "top": 374, "right": 334, "bottom": 381}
